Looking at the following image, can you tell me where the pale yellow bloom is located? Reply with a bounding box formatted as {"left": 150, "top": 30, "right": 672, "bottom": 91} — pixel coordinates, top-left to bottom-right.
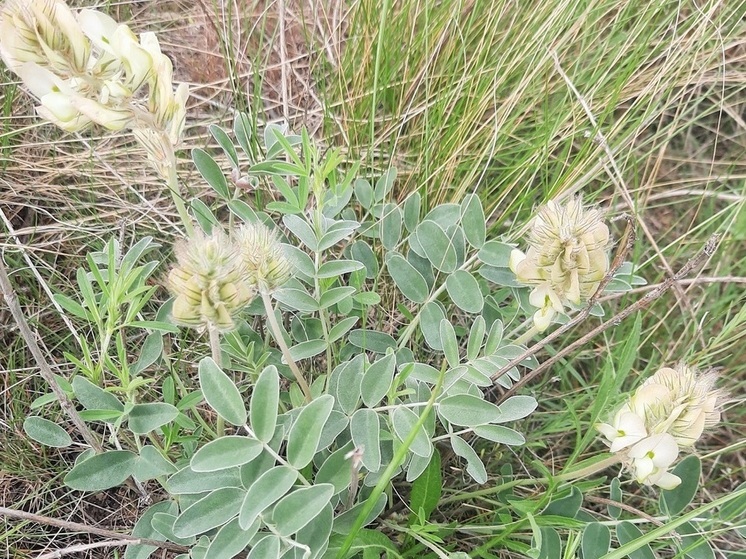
{"left": 235, "top": 223, "right": 292, "bottom": 293}
{"left": 168, "top": 231, "right": 255, "bottom": 332}
{"left": 627, "top": 433, "right": 681, "bottom": 490}
{"left": 510, "top": 197, "right": 609, "bottom": 331}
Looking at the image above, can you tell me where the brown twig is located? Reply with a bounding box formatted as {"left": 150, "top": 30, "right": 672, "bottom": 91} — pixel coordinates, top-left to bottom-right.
{"left": 0, "top": 506, "right": 189, "bottom": 554}
{"left": 35, "top": 539, "right": 142, "bottom": 559}
{"left": 583, "top": 495, "right": 664, "bottom": 527}
{"left": 493, "top": 234, "right": 719, "bottom": 405}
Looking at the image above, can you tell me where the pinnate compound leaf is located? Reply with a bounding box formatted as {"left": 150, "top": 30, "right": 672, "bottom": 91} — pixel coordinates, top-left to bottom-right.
{"left": 198, "top": 357, "right": 247, "bottom": 426}
{"left": 661, "top": 455, "right": 701, "bottom": 515}
{"left": 438, "top": 395, "right": 501, "bottom": 427}
{"left": 288, "top": 395, "right": 335, "bottom": 468}
{"left": 173, "top": 487, "right": 245, "bottom": 538}
{"left": 238, "top": 466, "right": 298, "bottom": 529}
{"left": 204, "top": 517, "right": 260, "bottom": 559}
{"left": 387, "top": 252, "right": 428, "bottom": 303}
{"left": 347, "top": 329, "right": 396, "bottom": 353}
{"left": 446, "top": 270, "right": 484, "bottom": 313}
{"left": 65, "top": 450, "right": 137, "bottom": 491}
{"left": 271, "top": 483, "right": 335, "bottom": 536}
{"left": 133, "top": 445, "right": 177, "bottom": 482}
{"left": 250, "top": 365, "right": 279, "bottom": 442}
{"left": 23, "top": 416, "right": 72, "bottom": 448}
{"left": 127, "top": 403, "right": 179, "bottom": 434}
{"left": 581, "top": 523, "right": 610, "bottom": 559}
{"left": 450, "top": 436, "right": 487, "bottom": 484}
{"left": 190, "top": 436, "right": 263, "bottom": 472}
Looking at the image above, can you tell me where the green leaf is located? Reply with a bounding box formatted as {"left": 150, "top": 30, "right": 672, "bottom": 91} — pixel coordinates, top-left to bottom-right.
{"left": 420, "top": 301, "right": 446, "bottom": 350}
{"left": 616, "top": 521, "right": 656, "bottom": 559}
{"left": 23, "top": 416, "right": 72, "bottom": 448}
{"left": 661, "top": 455, "right": 701, "bottom": 515}
{"left": 271, "top": 484, "right": 335, "bottom": 536}
{"left": 374, "top": 168, "right": 397, "bottom": 201}
{"left": 283, "top": 214, "right": 319, "bottom": 251}
{"left": 543, "top": 487, "right": 582, "bottom": 518}
{"left": 130, "top": 332, "right": 163, "bottom": 375}
{"left": 316, "top": 443, "right": 355, "bottom": 494}
{"left": 477, "top": 240, "right": 514, "bottom": 267}
{"left": 360, "top": 353, "right": 396, "bottom": 407}
{"left": 438, "top": 394, "right": 501, "bottom": 427}
{"left": 72, "top": 376, "right": 123, "bottom": 413}
{"left": 198, "top": 357, "right": 247, "bottom": 426}
{"left": 329, "top": 316, "right": 359, "bottom": 343}
{"left": 127, "top": 403, "right": 179, "bottom": 434}
{"left": 204, "top": 517, "right": 260, "bottom": 559}
{"left": 124, "top": 501, "right": 176, "bottom": 559}
{"left": 190, "top": 436, "right": 263, "bottom": 472}
{"left": 173, "top": 487, "right": 245, "bottom": 538}
{"left": 403, "top": 192, "right": 421, "bottom": 232}
{"left": 446, "top": 270, "right": 484, "bottom": 313}
{"left": 288, "top": 339, "right": 328, "bottom": 361}
{"left": 331, "top": 496, "right": 388, "bottom": 536}
{"left": 535, "top": 527, "right": 561, "bottom": 559}
{"left": 247, "top": 535, "right": 281, "bottom": 559}
{"left": 193, "top": 148, "right": 230, "bottom": 199}
{"left": 582, "top": 523, "right": 611, "bottom": 559}
{"left": 409, "top": 449, "right": 441, "bottom": 523}
{"left": 250, "top": 365, "right": 279, "bottom": 442}
{"left": 287, "top": 395, "right": 335, "bottom": 468}
{"left": 150, "top": 513, "right": 195, "bottom": 546}
{"left": 228, "top": 199, "right": 260, "bottom": 224}
{"left": 460, "top": 194, "right": 486, "bottom": 249}
{"left": 416, "top": 220, "right": 457, "bottom": 273}
{"left": 348, "top": 329, "right": 396, "bottom": 353}
{"left": 439, "top": 319, "right": 460, "bottom": 368}
{"left": 450, "top": 435, "right": 487, "bottom": 484}
{"left": 355, "top": 178, "right": 373, "bottom": 209}
{"left": 165, "top": 466, "right": 243, "bottom": 495}
{"left": 191, "top": 199, "right": 219, "bottom": 233}
{"left": 317, "top": 259, "right": 365, "bottom": 278}
{"left": 678, "top": 521, "right": 715, "bottom": 559}
{"left": 349, "top": 240, "right": 379, "bottom": 278}
{"left": 319, "top": 286, "right": 356, "bottom": 309}
{"left": 54, "top": 293, "right": 91, "bottom": 320}
{"left": 238, "top": 466, "right": 298, "bottom": 529}
{"left": 472, "top": 424, "right": 525, "bottom": 445}
{"left": 387, "top": 253, "right": 429, "bottom": 303}
{"left": 133, "top": 445, "right": 176, "bottom": 482}
{"left": 350, "top": 409, "right": 382, "bottom": 472}
{"left": 466, "top": 316, "right": 486, "bottom": 361}
{"left": 391, "top": 406, "right": 432, "bottom": 458}
{"left": 380, "top": 204, "right": 403, "bottom": 250}
{"left": 209, "top": 124, "right": 239, "bottom": 168}
{"left": 64, "top": 450, "right": 137, "bottom": 491}
{"left": 495, "top": 395, "right": 538, "bottom": 422}
{"left": 295, "top": 503, "right": 334, "bottom": 559}
{"left": 608, "top": 477, "right": 622, "bottom": 519}
{"left": 274, "top": 286, "right": 320, "bottom": 312}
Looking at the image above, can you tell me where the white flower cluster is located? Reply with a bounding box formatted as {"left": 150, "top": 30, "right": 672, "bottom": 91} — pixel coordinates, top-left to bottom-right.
{"left": 0, "top": 0, "right": 187, "bottom": 173}
{"left": 510, "top": 197, "right": 610, "bottom": 331}
{"left": 596, "top": 365, "right": 724, "bottom": 489}
{"left": 168, "top": 223, "right": 292, "bottom": 332}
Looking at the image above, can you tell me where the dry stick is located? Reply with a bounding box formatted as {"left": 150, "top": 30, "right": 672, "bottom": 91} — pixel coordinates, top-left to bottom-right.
{"left": 35, "top": 539, "right": 143, "bottom": 559}
{"left": 489, "top": 215, "right": 636, "bottom": 386}
{"left": 493, "top": 234, "right": 719, "bottom": 406}
{"left": 549, "top": 49, "right": 707, "bottom": 349}
{"left": 0, "top": 507, "right": 189, "bottom": 555}
{"left": 0, "top": 255, "right": 149, "bottom": 501}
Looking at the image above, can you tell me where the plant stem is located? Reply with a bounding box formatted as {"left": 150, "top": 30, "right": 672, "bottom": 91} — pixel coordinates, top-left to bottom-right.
{"left": 260, "top": 289, "right": 312, "bottom": 402}
{"left": 165, "top": 146, "right": 195, "bottom": 237}
{"left": 208, "top": 325, "right": 225, "bottom": 436}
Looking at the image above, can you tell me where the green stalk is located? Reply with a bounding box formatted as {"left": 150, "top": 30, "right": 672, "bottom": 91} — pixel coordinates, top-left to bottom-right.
{"left": 208, "top": 325, "right": 224, "bottom": 437}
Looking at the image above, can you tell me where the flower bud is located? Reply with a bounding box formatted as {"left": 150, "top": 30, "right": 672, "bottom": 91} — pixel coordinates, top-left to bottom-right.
{"left": 168, "top": 231, "right": 255, "bottom": 332}
{"left": 235, "top": 223, "right": 292, "bottom": 293}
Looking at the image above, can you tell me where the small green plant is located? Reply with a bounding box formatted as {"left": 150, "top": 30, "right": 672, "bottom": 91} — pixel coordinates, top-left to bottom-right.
{"left": 1, "top": 2, "right": 742, "bottom": 559}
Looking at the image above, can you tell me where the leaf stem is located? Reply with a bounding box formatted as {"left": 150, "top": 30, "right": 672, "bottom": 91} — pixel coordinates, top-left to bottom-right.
{"left": 208, "top": 325, "right": 225, "bottom": 436}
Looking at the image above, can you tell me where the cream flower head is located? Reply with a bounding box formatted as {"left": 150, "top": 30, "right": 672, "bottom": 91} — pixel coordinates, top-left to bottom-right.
{"left": 168, "top": 231, "right": 255, "bottom": 332}
{"left": 235, "top": 222, "right": 292, "bottom": 294}
{"left": 510, "top": 197, "right": 610, "bottom": 331}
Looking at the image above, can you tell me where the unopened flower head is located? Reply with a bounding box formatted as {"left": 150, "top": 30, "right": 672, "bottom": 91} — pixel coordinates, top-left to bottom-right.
{"left": 168, "top": 231, "right": 254, "bottom": 332}
{"left": 235, "top": 223, "right": 292, "bottom": 293}
{"left": 510, "top": 197, "right": 609, "bottom": 331}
